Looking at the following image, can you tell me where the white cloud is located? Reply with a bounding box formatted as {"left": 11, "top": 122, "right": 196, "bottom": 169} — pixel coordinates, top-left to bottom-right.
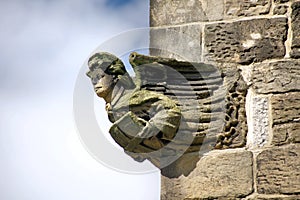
{"left": 0, "top": 0, "right": 149, "bottom": 96}
{"left": 0, "top": 0, "right": 159, "bottom": 200}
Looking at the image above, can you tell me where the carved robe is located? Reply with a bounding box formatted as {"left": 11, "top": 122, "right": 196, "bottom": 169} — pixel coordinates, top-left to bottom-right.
{"left": 106, "top": 86, "right": 181, "bottom": 162}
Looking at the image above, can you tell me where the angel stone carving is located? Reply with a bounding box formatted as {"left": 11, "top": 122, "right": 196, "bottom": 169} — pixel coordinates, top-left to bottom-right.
{"left": 86, "top": 52, "right": 248, "bottom": 177}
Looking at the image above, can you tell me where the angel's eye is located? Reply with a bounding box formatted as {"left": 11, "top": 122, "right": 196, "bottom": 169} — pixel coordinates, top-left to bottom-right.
{"left": 92, "top": 77, "right": 98, "bottom": 85}
{"left": 98, "top": 74, "right": 105, "bottom": 79}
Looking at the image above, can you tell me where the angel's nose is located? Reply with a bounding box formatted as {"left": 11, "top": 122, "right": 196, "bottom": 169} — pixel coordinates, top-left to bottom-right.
{"left": 94, "top": 82, "right": 102, "bottom": 88}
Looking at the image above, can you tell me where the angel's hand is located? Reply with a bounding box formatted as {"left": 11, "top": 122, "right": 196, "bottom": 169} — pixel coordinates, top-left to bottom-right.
{"left": 125, "top": 122, "right": 159, "bottom": 152}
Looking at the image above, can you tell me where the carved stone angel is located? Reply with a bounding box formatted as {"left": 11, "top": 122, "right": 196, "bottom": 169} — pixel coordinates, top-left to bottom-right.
{"left": 86, "top": 52, "right": 248, "bottom": 177}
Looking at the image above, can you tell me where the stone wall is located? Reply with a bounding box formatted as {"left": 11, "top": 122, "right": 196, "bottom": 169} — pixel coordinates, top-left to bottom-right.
{"left": 149, "top": 0, "right": 300, "bottom": 199}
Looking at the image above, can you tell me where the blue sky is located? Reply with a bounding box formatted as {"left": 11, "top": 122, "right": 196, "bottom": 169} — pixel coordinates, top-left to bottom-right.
{"left": 0, "top": 0, "right": 160, "bottom": 200}
{"left": 105, "top": 0, "right": 136, "bottom": 7}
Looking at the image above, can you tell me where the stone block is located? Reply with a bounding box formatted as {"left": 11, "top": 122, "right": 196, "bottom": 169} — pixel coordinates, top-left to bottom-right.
{"left": 252, "top": 60, "right": 300, "bottom": 94}
{"left": 273, "top": 123, "right": 300, "bottom": 145}
{"left": 291, "top": 1, "right": 300, "bottom": 58}
{"left": 150, "top": 25, "right": 202, "bottom": 62}
{"left": 271, "top": 92, "right": 300, "bottom": 126}
{"left": 161, "top": 150, "right": 253, "bottom": 199}
{"left": 225, "top": 0, "right": 271, "bottom": 18}
{"left": 273, "top": 4, "right": 288, "bottom": 15}
{"left": 257, "top": 144, "right": 300, "bottom": 194}
{"left": 247, "top": 96, "right": 269, "bottom": 148}
{"left": 150, "top": 0, "right": 224, "bottom": 26}
{"left": 271, "top": 92, "right": 300, "bottom": 145}
{"left": 204, "top": 18, "right": 287, "bottom": 64}
{"left": 246, "top": 194, "right": 300, "bottom": 200}
{"left": 274, "top": 0, "right": 290, "bottom": 3}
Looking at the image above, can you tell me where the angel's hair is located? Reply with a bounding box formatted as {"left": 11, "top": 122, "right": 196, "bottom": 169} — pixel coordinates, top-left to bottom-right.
{"left": 88, "top": 52, "right": 126, "bottom": 76}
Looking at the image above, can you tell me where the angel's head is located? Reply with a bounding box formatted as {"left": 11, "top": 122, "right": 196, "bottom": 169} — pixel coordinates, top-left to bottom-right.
{"left": 86, "top": 52, "right": 126, "bottom": 102}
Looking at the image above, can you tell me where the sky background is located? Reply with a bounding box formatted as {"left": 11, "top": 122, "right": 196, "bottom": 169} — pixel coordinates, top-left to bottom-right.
{"left": 0, "top": 0, "right": 160, "bottom": 199}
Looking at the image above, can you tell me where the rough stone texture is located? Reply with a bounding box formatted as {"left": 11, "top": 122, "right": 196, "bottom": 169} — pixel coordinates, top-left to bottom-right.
{"left": 273, "top": 123, "right": 300, "bottom": 145}
{"left": 252, "top": 60, "right": 300, "bottom": 94}
{"left": 291, "top": 1, "right": 300, "bottom": 58}
{"left": 215, "top": 67, "right": 248, "bottom": 149}
{"left": 271, "top": 92, "right": 300, "bottom": 125}
{"left": 247, "top": 96, "right": 269, "bottom": 148}
{"left": 150, "top": 0, "right": 224, "bottom": 26}
{"left": 273, "top": 4, "right": 288, "bottom": 15}
{"left": 149, "top": 0, "right": 300, "bottom": 199}
{"left": 225, "top": 0, "right": 271, "bottom": 18}
{"left": 150, "top": 25, "right": 202, "bottom": 62}
{"left": 274, "top": 0, "right": 290, "bottom": 3}
{"left": 161, "top": 150, "right": 253, "bottom": 200}
{"left": 257, "top": 144, "right": 300, "bottom": 194}
{"left": 271, "top": 92, "right": 300, "bottom": 145}
{"left": 204, "top": 18, "right": 287, "bottom": 64}
{"left": 246, "top": 195, "right": 300, "bottom": 200}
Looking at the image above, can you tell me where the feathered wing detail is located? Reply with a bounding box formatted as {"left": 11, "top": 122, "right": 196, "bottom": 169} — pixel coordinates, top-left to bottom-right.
{"left": 129, "top": 52, "right": 248, "bottom": 151}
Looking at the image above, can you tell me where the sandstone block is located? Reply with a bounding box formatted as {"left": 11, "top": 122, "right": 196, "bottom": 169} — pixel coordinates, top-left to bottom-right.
{"left": 252, "top": 60, "right": 300, "bottom": 94}
{"left": 247, "top": 96, "right": 269, "bottom": 148}
{"left": 246, "top": 194, "right": 300, "bottom": 200}
{"left": 225, "top": 0, "right": 271, "bottom": 18}
{"left": 273, "top": 4, "right": 288, "bottom": 15}
{"left": 161, "top": 150, "right": 253, "bottom": 199}
{"left": 204, "top": 18, "right": 287, "bottom": 64}
{"left": 257, "top": 144, "right": 300, "bottom": 194}
{"left": 273, "top": 123, "right": 300, "bottom": 145}
{"left": 150, "top": 0, "right": 224, "bottom": 26}
{"left": 274, "top": 0, "right": 289, "bottom": 3}
{"left": 271, "top": 92, "right": 300, "bottom": 145}
{"left": 291, "top": 1, "right": 300, "bottom": 58}
{"left": 271, "top": 92, "right": 300, "bottom": 126}
{"left": 150, "top": 25, "right": 202, "bottom": 62}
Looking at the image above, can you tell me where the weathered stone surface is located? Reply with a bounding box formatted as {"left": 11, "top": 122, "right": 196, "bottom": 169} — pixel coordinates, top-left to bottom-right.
{"left": 215, "top": 67, "right": 248, "bottom": 149}
{"left": 273, "top": 4, "right": 288, "bottom": 15}
{"left": 246, "top": 194, "right": 300, "bottom": 200}
{"left": 161, "top": 150, "right": 253, "bottom": 199}
{"left": 257, "top": 144, "right": 300, "bottom": 194}
{"left": 247, "top": 96, "right": 269, "bottom": 148}
{"left": 273, "top": 123, "right": 300, "bottom": 145}
{"left": 271, "top": 92, "right": 300, "bottom": 145}
{"left": 271, "top": 92, "right": 300, "bottom": 126}
{"left": 274, "top": 0, "right": 289, "bottom": 3}
{"left": 225, "top": 0, "right": 271, "bottom": 18}
{"left": 204, "top": 18, "right": 287, "bottom": 64}
{"left": 150, "top": 0, "right": 224, "bottom": 26}
{"left": 150, "top": 25, "right": 202, "bottom": 62}
{"left": 291, "top": 1, "right": 300, "bottom": 58}
{"left": 252, "top": 60, "right": 300, "bottom": 94}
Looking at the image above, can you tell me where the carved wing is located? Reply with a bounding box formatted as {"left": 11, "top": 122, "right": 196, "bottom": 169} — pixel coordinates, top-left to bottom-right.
{"left": 129, "top": 52, "right": 248, "bottom": 151}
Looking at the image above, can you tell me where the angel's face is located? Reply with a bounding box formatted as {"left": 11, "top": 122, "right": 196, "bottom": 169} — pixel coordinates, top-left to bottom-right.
{"left": 86, "top": 68, "right": 115, "bottom": 100}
